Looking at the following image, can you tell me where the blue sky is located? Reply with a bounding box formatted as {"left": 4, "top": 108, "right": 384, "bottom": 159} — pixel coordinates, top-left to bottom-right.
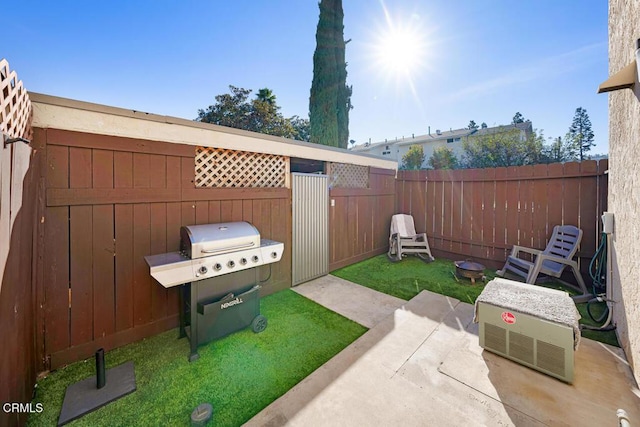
{"left": 4, "top": 0, "right": 609, "bottom": 154}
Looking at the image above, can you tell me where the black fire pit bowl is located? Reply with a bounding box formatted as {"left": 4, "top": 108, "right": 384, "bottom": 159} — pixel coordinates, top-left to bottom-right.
{"left": 454, "top": 260, "right": 487, "bottom": 285}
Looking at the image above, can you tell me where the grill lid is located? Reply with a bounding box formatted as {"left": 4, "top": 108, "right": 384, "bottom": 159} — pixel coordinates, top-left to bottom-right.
{"left": 181, "top": 222, "right": 260, "bottom": 259}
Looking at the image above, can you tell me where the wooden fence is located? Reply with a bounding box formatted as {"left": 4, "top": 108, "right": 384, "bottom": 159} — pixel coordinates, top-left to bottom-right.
{"left": 396, "top": 161, "right": 608, "bottom": 278}
{"left": 0, "top": 59, "right": 37, "bottom": 427}
{"left": 329, "top": 167, "right": 396, "bottom": 271}
{"left": 36, "top": 128, "right": 292, "bottom": 370}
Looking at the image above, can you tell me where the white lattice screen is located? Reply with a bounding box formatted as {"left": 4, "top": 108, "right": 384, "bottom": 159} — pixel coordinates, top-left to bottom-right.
{"left": 195, "top": 146, "right": 287, "bottom": 188}
{"left": 329, "top": 163, "right": 369, "bottom": 188}
{"left": 0, "top": 59, "right": 31, "bottom": 139}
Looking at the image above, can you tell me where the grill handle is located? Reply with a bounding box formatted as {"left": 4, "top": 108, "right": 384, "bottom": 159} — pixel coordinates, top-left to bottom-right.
{"left": 200, "top": 242, "right": 256, "bottom": 254}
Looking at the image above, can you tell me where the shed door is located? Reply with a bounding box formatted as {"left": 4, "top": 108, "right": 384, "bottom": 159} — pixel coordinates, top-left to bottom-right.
{"left": 292, "top": 173, "right": 329, "bottom": 285}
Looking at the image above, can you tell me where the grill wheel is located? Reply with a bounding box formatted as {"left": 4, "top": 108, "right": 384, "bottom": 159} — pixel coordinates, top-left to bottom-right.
{"left": 252, "top": 315, "right": 268, "bottom": 333}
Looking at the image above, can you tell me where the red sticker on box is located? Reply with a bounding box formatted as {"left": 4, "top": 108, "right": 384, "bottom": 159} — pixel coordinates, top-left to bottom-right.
{"left": 501, "top": 312, "right": 516, "bottom": 324}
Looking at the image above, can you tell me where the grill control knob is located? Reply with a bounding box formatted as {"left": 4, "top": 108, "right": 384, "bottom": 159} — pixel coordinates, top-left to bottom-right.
{"left": 240, "top": 257, "right": 247, "bottom": 265}
{"left": 227, "top": 260, "right": 235, "bottom": 268}
{"left": 252, "top": 255, "right": 259, "bottom": 263}
{"left": 213, "top": 263, "right": 222, "bottom": 271}
{"left": 198, "top": 266, "right": 208, "bottom": 275}
{"left": 271, "top": 251, "right": 278, "bottom": 259}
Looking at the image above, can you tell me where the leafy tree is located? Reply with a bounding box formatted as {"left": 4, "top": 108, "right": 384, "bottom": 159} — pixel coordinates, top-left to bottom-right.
{"left": 468, "top": 120, "right": 479, "bottom": 130}
{"left": 462, "top": 128, "right": 544, "bottom": 168}
{"left": 567, "top": 107, "right": 594, "bottom": 161}
{"left": 309, "top": 0, "right": 351, "bottom": 148}
{"left": 428, "top": 146, "right": 458, "bottom": 170}
{"left": 542, "top": 135, "right": 577, "bottom": 163}
{"left": 197, "top": 85, "right": 253, "bottom": 129}
{"left": 512, "top": 112, "right": 525, "bottom": 124}
{"left": 197, "top": 85, "right": 309, "bottom": 141}
{"left": 481, "top": 122, "right": 488, "bottom": 129}
{"left": 289, "top": 115, "right": 311, "bottom": 142}
{"left": 256, "top": 88, "right": 276, "bottom": 105}
{"left": 401, "top": 145, "right": 425, "bottom": 170}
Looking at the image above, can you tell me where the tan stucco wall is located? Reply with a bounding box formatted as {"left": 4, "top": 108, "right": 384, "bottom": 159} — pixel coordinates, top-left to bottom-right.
{"left": 608, "top": 0, "right": 640, "bottom": 383}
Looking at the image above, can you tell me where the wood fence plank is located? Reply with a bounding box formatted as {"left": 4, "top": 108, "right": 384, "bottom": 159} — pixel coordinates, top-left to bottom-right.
{"left": 518, "top": 165, "right": 534, "bottom": 248}
{"left": 69, "top": 147, "right": 92, "bottom": 188}
{"left": 46, "top": 129, "right": 194, "bottom": 157}
{"left": 132, "top": 204, "right": 151, "bottom": 326}
{"left": 181, "top": 157, "right": 194, "bottom": 189}
{"left": 165, "top": 203, "right": 181, "bottom": 252}
{"left": 505, "top": 167, "right": 520, "bottom": 248}
{"left": 220, "top": 200, "right": 243, "bottom": 222}
{"left": 431, "top": 170, "right": 444, "bottom": 252}
{"left": 182, "top": 187, "right": 290, "bottom": 202}
{"left": 482, "top": 168, "right": 496, "bottom": 261}
{"left": 46, "top": 145, "right": 69, "bottom": 189}
{"left": 69, "top": 206, "right": 93, "bottom": 346}
{"left": 44, "top": 206, "right": 70, "bottom": 354}
{"left": 133, "top": 153, "right": 150, "bottom": 188}
{"left": 451, "top": 171, "right": 463, "bottom": 255}
{"left": 114, "top": 151, "right": 133, "bottom": 188}
{"left": 532, "top": 164, "right": 549, "bottom": 249}
{"left": 459, "top": 170, "right": 473, "bottom": 256}
{"left": 269, "top": 197, "right": 290, "bottom": 286}
{"left": 149, "top": 155, "right": 167, "bottom": 189}
{"left": 470, "top": 170, "right": 484, "bottom": 259}
{"left": 47, "top": 188, "right": 181, "bottom": 206}
{"left": 357, "top": 196, "right": 371, "bottom": 254}
{"left": 195, "top": 201, "right": 209, "bottom": 224}
{"left": 93, "top": 205, "right": 115, "bottom": 338}
{"left": 150, "top": 203, "right": 168, "bottom": 321}
{"left": 493, "top": 167, "right": 507, "bottom": 258}
{"left": 208, "top": 201, "right": 221, "bottom": 224}
{"left": 411, "top": 180, "right": 426, "bottom": 233}
{"left": 242, "top": 199, "right": 253, "bottom": 224}
{"left": 165, "top": 202, "right": 182, "bottom": 316}
{"left": 347, "top": 196, "right": 358, "bottom": 258}
{"left": 93, "top": 149, "right": 114, "bottom": 189}
{"left": 330, "top": 197, "right": 344, "bottom": 263}
{"left": 442, "top": 176, "right": 452, "bottom": 253}
{"left": 563, "top": 162, "right": 581, "bottom": 227}
{"left": 547, "top": 163, "right": 563, "bottom": 230}
{"left": 579, "top": 161, "right": 598, "bottom": 257}
{"left": 115, "top": 204, "right": 134, "bottom": 331}
{"left": 166, "top": 156, "right": 181, "bottom": 189}
{"left": 252, "top": 199, "right": 273, "bottom": 239}
{"left": 181, "top": 202, "right": 195, "bottom": 226}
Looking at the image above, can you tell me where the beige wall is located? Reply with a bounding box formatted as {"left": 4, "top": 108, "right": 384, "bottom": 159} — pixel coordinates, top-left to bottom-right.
{"left": 608, "top": 0, "right": 640, "bottom": 383}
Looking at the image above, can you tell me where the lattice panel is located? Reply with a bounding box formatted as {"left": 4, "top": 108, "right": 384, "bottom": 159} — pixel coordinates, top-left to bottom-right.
{"left": 195, "top": 146, "right": 286, "bottom": 188}
{"left": 0, "top": 59, "right": 31, "bottom": 140}
{"left": 329, "top": 163, "right": 369, "bottom": 188}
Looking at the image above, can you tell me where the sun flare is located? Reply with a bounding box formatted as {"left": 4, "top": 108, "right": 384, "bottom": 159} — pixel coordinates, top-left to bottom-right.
{"left": 366, "top": 5, "right": 435, "bottom": 98}
{"left": 376, "top": 26, "right": 425, "bottom": 76}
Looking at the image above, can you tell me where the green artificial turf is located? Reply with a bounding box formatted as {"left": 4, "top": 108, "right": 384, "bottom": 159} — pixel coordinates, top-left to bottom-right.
{"left": 27, "top": 290, "right": 366, "bottom": 427}
{"left": 333, "top": 255, "right": 496, "bottom": 305}
{"left": 333, "top": 254, "right": 618, "bottom": 347}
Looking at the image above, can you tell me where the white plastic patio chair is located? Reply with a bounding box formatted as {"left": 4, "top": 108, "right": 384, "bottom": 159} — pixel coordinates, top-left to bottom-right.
{"left": 387, "top": 214, "right": 434, "bottom": 263}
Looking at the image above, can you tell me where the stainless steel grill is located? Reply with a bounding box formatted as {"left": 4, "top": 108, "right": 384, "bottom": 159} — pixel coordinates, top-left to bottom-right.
{"left": 145, "top": 221, "right": 284, "bottom": 288}
{"left": 145, "top": 221, "right": 284, "bottom": 361}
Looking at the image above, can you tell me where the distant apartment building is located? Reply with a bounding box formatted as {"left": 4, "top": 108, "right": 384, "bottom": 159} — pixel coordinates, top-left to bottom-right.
{"left": 351, "top": 122, "right": 533, "bottom": 168}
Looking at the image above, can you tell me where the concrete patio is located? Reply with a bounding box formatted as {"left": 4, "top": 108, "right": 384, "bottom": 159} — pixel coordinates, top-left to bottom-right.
{"left": 246, "top": 275, "right": 640, "bottom": 426}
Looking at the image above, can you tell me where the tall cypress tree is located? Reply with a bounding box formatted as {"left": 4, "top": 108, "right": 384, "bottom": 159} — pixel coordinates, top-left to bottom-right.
{"left": 309, "top": 0, "right": 350, "bottom": 148}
